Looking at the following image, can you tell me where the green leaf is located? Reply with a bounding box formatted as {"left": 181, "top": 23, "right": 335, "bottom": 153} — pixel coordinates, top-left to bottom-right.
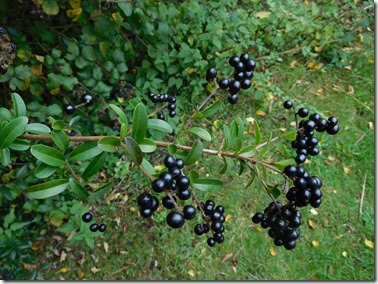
{"left": 141, "top": 158, "right": 155, "bottom": 175}
{"left": 51, "top": 130, "right": 69, "bottom": 151}
{"left": 124, "top": 137, "right": 143, "bottom": 166}
{"left": 8, "top": 139, "right": 29, "bottom": 151}
{"left": 82, "top": 152, "right": 107, "bottom": 179}
{"left": 192, "top": 178, "right": 223, "bottom": 191}
{"left": 259, "top": 132, "right": 273, "bottom": 157}
{"left": 98, "top": 136, "right": 121, "bottom": 153}
{"left": 65, "top": 41, "right": 79, "bottom": 61}
{"left": 222, "top": 124, "right": 231, "bottom": 150}
{"left": 0, "top": 148, "right": 10, "bottom": 166}
{"left": 235, "top": 137, "right": 243, "bottom": 153}
{"left": 81, "top": 46, "right": 96, "bottom": 61}
{"left": 184, "top": 139, "right": 203, "bottom": 165}
{"left": 25, "top": 123, "right": 51, "bottom": 134}
{"left": 139, "top": 138, "right": 157, "bottom": 153}
{"left": 10, "top": 221, "right": 31, "bottom": 231}
{"left": 120, "top": 123, "right": 128, "bottom": 140}
{"left": 69, "top": 141, "right": 103, "bottom": 161}
{"left": 0, "top": 108, "right": 11, "bottom": 122}
{"left": 255, "top": 120, "right": 261, "bottom": 145}
{"left": 69, "top": 178, "right": 89, "bottom": 201}
{"left": 30, "top": 145, "right": 65, "bottom": 167}
{"left": 187, "top": 127, "right": 212, "bottom": 141}
{"left": 109, "top": 104, "right": 128, "bottom": 126}
{"left": 220, "top": 157, "right": 229, "bottom": 174}
{"left": 34, "top": 162, "right": 58, "bottom": 179}
{"left": 238, "top": 145, "right": 256, "bottom": 158}
{"left": 201, "top": 100, "right": 221, "bottom": 118}
{"left": 238, "top": 159, "right": 245, "bottom": 175}
{"left": 131, "top": 103, "right": 148, "bottom": 143}
{"left": 52, "top": 120, "right": 65, "bottom": 131}
{"left": 4, "top": 207, "right": 16, "bottom": 228}
{"left": 236, "top": 116, "right": 245, "bottom": 140}
{"left": 41, "top": 0, "right": 59, "bottom": 15}
{"left": 167, "top": 144, "right": 177, "bottom": 155}
{"left": 118, "top": 2, "right": 132, "bottom": 16}
{"left": 283, "top": 130, "right": 297, "bottom": 141}
{"left": 91, "top": 181, "right": 114, "bottom": 197}
{"left": 11, "top": 93, "right": 26, "bottom": 117}
{"left": 274, "top": 159, "right": 296, "bottom": 172}
{"left": 147, "top": 119, "right": 173, "bottom": 133}
{"left": 269, "top": 185, "right": 281, "bottom": 199}
{"left": 26, "top": 179, "right": 69, "bottom": 199}
{"left": 0, "top": 116, "right": 28, "bottom": 149}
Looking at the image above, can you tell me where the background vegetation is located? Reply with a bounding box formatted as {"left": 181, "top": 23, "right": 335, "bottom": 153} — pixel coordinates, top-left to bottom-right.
{"left": 0, "top": 0, "right": 374, "bottom": 280}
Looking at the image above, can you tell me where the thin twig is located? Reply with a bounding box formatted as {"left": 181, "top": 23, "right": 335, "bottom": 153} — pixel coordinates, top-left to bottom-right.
{"left": 359, "top": 173, "right": 367, "bottom": 216}
{"left": 65, "top": 160, "right": 78, "bottom": 180}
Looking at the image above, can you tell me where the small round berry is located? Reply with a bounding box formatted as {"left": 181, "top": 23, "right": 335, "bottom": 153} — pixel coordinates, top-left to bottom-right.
{"left": 152, "top": 178, "right": 166, "bottom": 192}
{"left": 244, "top": 70, "right": 254, "bottom": 79}
{"left": 162, "top": 195, "right": 176, "bottom": 209}
{"left": 308, "top": 147, "right": 319, "bottom": 156}
{"left": 286, "top": 187, "right": 298, "bottom": 201}
{"left": 295, "top": 154, "right": 307, "bottom": 164}
{"left": 283, "top": 100, "right": 293, "bottom": 109}
{"left": 302, "top": 120, "right": 316, "bottom": 132}
{"left": 151, "top": 94, "right": 159, "bottom": 104}
{"left": 240, "top": 79, "right": 251, "bottom": 89}
{"left": 168, "top": 103, "right": 176, "bottom": 111}
{"left": 306, "top": 137, "right": 318, "bottom": 147}
{"left": 159, "top": 172, "right": 174, "bottom": 189}
{"left": 157, "top": 112, "right": 165, "bottom": 120}
{"left": 326, "top": 124, "right": 339, "bottom": 135}
{"left": 252, "top": 212, "right": 264, "bottom": 223}
{"left": 310, "top": 188, "right": 323, "bottom": 200}
{"left": 82, "top": 212, "right": 93, "bottom": 223}
{"left": 239, "top": 53, "right": 250, "bottom": 63}
{"left": 215, "top": 205, "right": 225, "bottom": 214}
{"left": 206, "top": 68, "right": 218, "bottom": 81}
{"left": 64, "top": 104, "right": 76, "bottom": 115}
{"left": 98, "top": 223, "right": 107, "bottom": 232}
{"left": 81, "top": 93, "right": 94, "bottom": 106}
{"left": 327, "top": 116, "right": 338, "bottom": 126}
{"left": 169, "top": 166, "right": 181, "bottom": 177}
{"left": 210, "top": 210, "right": 222, "bottom": 221}
{"left": 274, "top": 237, "right": 284, "bottom": 246}
{"left": 150, "top": 196, "right": 159, "bottom": 211}
{"left": 166, "top": 211, "right": 185, "bottom": 228}
{"left": 164, "top": 155, "right": 176, "bottom": 168}
{"left": 211, "top": 221, "right": 223, "bottom": 232}
{"left": 297, "top": 108, "right": 309, "bottom": 118}
{"left": 310, "top": 198, "right": 322, "bottom": 208}
{"left": 309, "top": 113, "right": 321, "bottom": 123}
{"left": 228, "top": 94, "right": 238, "bottom": 105}
{"left": 219, "top": 78, "right": 230, "bottom": 89}
{"left": 194, "top": 224, "right": 204, "bottom": 235}
{"left": 235, "top": 71, "right": 245, "bottom": 81}
{"left": 168, "top": 110, "right": 176, "bottom": 118}
{"left": 168, "top": 96, "right": 176, "bottom": 104}
{"left": 207, "top": 237, "right": 216, "bottom": 247}
{"left": 176, "top": 176, "right": 190, "bottom": 190}
{"left": 294, "top": 177, "right": 307, "bottom": 190}
{"left": 228, "top": 80, "right": 241, "bottom": 93}
{"left": 234, "top": 61, "right": 245, "bottom": 72}
{"left": 175, "top": 159, "right": 185, "bottom": 169}
{"left": 228, "top": 56, "right": 241, "bottom": 67}
{"left": 202, "top": 223, "right": 210, "bottom": 233}
{"left": 213, "top": 232, "right": 225, "bottom": 243}
{"left": 89, "top": 223, "right": 98, "bottom": 232}
{"left": 140, "top": 207, "right": 153, "bottom": 218}
{"left": 177, "top": 189, "right": 191, "bottom": 200}
{"left": 284, "top": 165, "right": 297, "bottom": 177}
{"left": 183, "top": 205, "right": 197, "bottom": 220}
{"left": 137, "top": 192, "right": 153, "bottom": 208}
{"left": 297, "top": 189, "right": 311, "bottom": 201}
{"left": 284, "top": 240, "right": 296, "bottom": 250}
{"left": 244, "top": 59, "right": 256, "bottom": 71}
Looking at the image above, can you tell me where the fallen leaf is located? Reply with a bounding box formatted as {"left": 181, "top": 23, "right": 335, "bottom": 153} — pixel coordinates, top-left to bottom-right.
{"left": 78, "top": 269, "right": 85, "bottom": 279}
{"left": 104, "top": 242, "right": 109, "bottom": 253}
{"left": 185, "top": 67, "right": 195, "bottom": 74}
{"left": 221, "top": 252, "right": 234, "bottom": 263}
{"left": 154, "top": 165, "right": 164, "bottom": 171}
{"left": 347, "top": 85, "right": 354, "bottom": 94}
{"left": 60, "top": 251, "right": 67, "bottom": 262}
{"left": 342, "top": 251, "right": 347, "bottom": 257}
{"left": 225, "top": 214, "right": 232, "bottom": 222}
{"left": 21, "top": 261, "right": 38, "bottom": 271}
{"left": 269, "top": 247, "right": 277, "bottom": 256}
{"left": 91, "top": 267, "right": 101, "bottom": 274}
{"left": 368, "top": 122, "right": 373, "bottom": 129}
{"left": 188, "top": 269, "right": 195, "bottom": 277}
{"left": 314, "top": 46, "right": 322, "bottom": 52}
{"left": 316, "top": 88, "right": 323, "bottom": 96}
{"left": 309, "top": 208, "right": 318, "bottom": 215}
{"left": 367, "top": 56, "right": 374, "bottom": 63}
{"left": 255, "top": 11, "right": 271, "bottom": 18}
{"left": 343, "top": 166, "right": 351, "bottom": 174}
{"left": 35, "top": 55, "right": 44, "bottom": 62}
{"left": 255, "top": 110, "right": 266, "bottom": 116}
{"left": 324, "top": 160, "right": 332, "bottom": 165}
{"left": 246, "top": 117, "right": 255, "bottom": 124}
{"left": 308, "top": 219, "right": 316, "bottom": 229}
{"left": 289, "top": 60, "right": 298, "bottom": 68}
{"left": 56, "top": 267, "right": 69, "bottom": 274}
{"left": 344, "top": 65, "right": 352, "bottom": 70}
{"left": 130, "top": 207, "right": 137, "bottom": 212}
{"left": 364, "top": 239, "right": 374, "bottom": 249}
{"left": 312, "top": 240, "right": 319, "bottom": 247}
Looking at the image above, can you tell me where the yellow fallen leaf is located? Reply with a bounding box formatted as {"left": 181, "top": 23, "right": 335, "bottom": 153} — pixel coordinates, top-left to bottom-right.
{"left": 221, "top": 252, "right": 234, "bottom": 263}
{"left": 255, "top": 11, "right": 271, "bottom": 19}
{"left": 56, "top": 267, "right": 69, "bottom": 274}
{"left": 31, "top": 64, "right": 43, "bottom": 76}
{"left": 104, "top": 241, "right": 109, "bottom": 253}
{"left": 347, "top": 85, "right": 354, "bottom": 94}
{"left": 21, "top": 261, "right": 38, "bottom": 271}
{"left": 185, "top": 67, "right": 195, "bottom": 74}
{"left": 78, "top": 269, "right": 85, "bottom": 279}
{"left": 35, "top": 54, "right": 44, "bottom": 63}
{"left": 343, "top": 166, "right": 350, "bottom": 174}
{"left": 310, "top": 208, "right": 318, "bottom": 215}
{"left": 307, "top": 61, "right": 315, "bottom": 69}
{"left": 154, "top": 165, "right": 164, "bottom": 171}
{"left": 342, "top": 251, "right": 347, "bottom": 257}
{"left": 365, "top": 239, "right": 374, "bottom": 249}
{"left": 225, "top": 214, "right": 232, "bottom": 222}
{"left": 269, "top": 247, "right": 277, "bottom": 256}
{"left": 255, "top": 110, "right": 266, "bottom": 116}
{"left": 246, "top": 117, "right": 255, "bottom": 124}
{"left": 314, "top": 46, "right": 322, "bottom": 52}
{"left": 188, "top": 269, "right": 195, "bottom": 277}
{"left": 316, "top": 88, "right": 323, "bottom": 96}
{"left": 367, "top": 56, "right": 374, "bottom": 63}
{"left": 344, "top": 65, "right": 352, "bottom": 70}
{"left": 50, "top": 87, "right": 60, "bottom": 95}
{"left": 368, "top": 122, "right": 373, "bottom": 129}
{"left": 312, "top": 240, "right": 319, "bottom": 247}
{"left": 130, "top": 207, "right": 137, "bottom": 212}
{"left": 308, "top": 219, "right": 316, "bottom": 229}
{"left": 289, "top": 60, "right": 298, "bottom": 68}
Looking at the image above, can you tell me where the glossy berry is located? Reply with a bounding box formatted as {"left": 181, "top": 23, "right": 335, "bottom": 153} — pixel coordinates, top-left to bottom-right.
{"left": 150, "top": 196, "right": 159, "bottom": 211}
{"left": 183, "top": 205, "right": 197, "bottom": 220}
{"left": 177, "top": 189, "right": 191, "bottom": 200}
{"left": 228, "top": 80, "right": 241, "bottom": 93}
{"left": 239, "top": 53, "right": 250, "bottom": 63}
{"left": 207, "top": 237, "right": 216, "bottom": 247}
{"left": 297, "top": 108, "right": 309, "bottom": 118}
{"left": 81, "top": 93, "right": 94, "bottom": 106}
{"left": 168, "top": 96, "right": 176, "bottom": 104}
{"left": 326, "top": 124, "right": 339, "bottom": 135}
{"left": 98, "top": 224, "right": 107, "bottom": 232}
{"left": 175, "top": 159, "right": 185, "bottom": 169}
{"left": 284, "top": 165, "right": 297, "bottom": 177}
{"left": 252, "top": 212, "right": 264, "bottom": 223}
{"left": 228, "top": 94, "right": 238, "bottom": 105}
{"left": 164, "top": 155, "right": 176, "bottom": 168}
{"left": 162, "top": 195, "right": 176, "bottom": 209}
{"left": 157, "top": 112, "right": 165, "bottom": 120}
{"left": 284, "top": 240, "right": 296, "bottom": 250}
{"left": 160, "top": 172, "right": 174, "bottom": 189}
{"left": 137, "top": 192, "right": 153, "bottom": 208}
{"left": 219, "top": 78, "right": 230, "bottom": 89}
{"left": 327, "top": 116, "right": 338, "bottom": 126}
{"left": 215, "top": 205, "right": 225, "bottom": 214}
{"left": 169, "top": 111, "right": 176, "bottom": 118}
{"left": 206, "top": 68, "right": 218, "bottom": 81}
{"left": 64, "top": 104, "right": 76, "bottom": 115}
{"left": 283, "top": 100, "right": 293, "bottom": 109}
{"left": 89, "top": 223, "right": 98, "bottom": 232}
{"left": 244, "top": 59, "right": 256, "bottom": 71}
{"left": 214, "top": 233, "right": 225, "bottom": 243}
{"left": 152, "top": 178, "right": 166, "bottom": 192}
{"left": 240, "top": 79, "right": 251, "bottom": 89}
{"left": 168, "top": 103, "right": 176, "bottom": 111}
{"left": 82, "top": 212, "right": 93, "bottom": 223}
{"left": 166, "top": 211, "right": 185, "bottom": 228}
{"left": 229, "top": 56, "right": 241, "bottom": 67}
{"left": 140, "top": 207, "right": 153, "bottom": 218}
{"left": 176, "top": 176, "right": 190, "bottom": 190}
{"left": 194, "top": 224, "right": 204, "bottom": 235}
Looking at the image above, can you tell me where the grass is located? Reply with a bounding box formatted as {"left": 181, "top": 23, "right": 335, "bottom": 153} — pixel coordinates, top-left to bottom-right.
{"left": 38, "top": 54, "right": 374, "bottom": 280}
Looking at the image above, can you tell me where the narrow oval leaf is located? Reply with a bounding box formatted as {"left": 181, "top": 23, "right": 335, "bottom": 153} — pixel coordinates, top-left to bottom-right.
{"left": 220, "top": 157, "right": 229, "bottom": 174}
{"left": 30, "top": 145, "right": 65, "bottom": 167}
{"left": 0, "top": 116, "right": 28, "bottom": 149}
{"left": 52, "top": 130, "right": 69, "bottom": 151}
{"left": 238, "top": 145, "right": 256, "bottom": 158}
{"left": 120, "top": 122, "right": 128, "bottom": 140}
{"left": 236, "top": 117, "right": 245, "bottom": 140}
{"left": 202, "top": 100, "right": 221, "bottom": 118}
{"left": 192, "top": 178, "right": 223, "bottom": 191}
{"left": 26, "top": 179, "right": 69, "bottom": 199}
{"left": 1, "top": 148, "right": 10, "bottom": 166}
{"left": 9, "top": 139, "right": 30, "bottom": 151}
{"left": 274, "top": 159, "right": 296, "bottom": 172}
{"left": 222, "top": 125, "right": 231, "bottom": 150}
{"left": 109, "top": 104, "right": 128, "bottom": 125}
{"left": 124, "top": 137, "right": 143, "bottom": 166}
{"left": 255, "top": 120, "right": 261, "bottom": 145}
{"left": 25, "top": 123, "right": 51, "bottom": 135}
{"left": 69, "top": 141, "right": 103, "bottom": 161}
{"left": 141, "top": 158, "right": 155, "bottom": 175}
{"left": 11, "top": 93, "right": 26, "bottom": 117}
{"left": 69, "top": 178, "right": 89, "bottom": 201}
{"left": 283, "top": 130, "right": 297, "bottom": 141}
{"left": 98, "top": 136, "right": 121, "bottom": 153}
{"left": 184, "top": 139, "right": 203, "bottom": 165}
{"left": 131, "top": 103, "right": 148, "bottom": 143}
{"left": 52, "top": 120, "right": 64, "bottom": 131}
{"left": 139, "top": 138, "right": 157, "bottom": 153}
{"left": 82, "top": 152, "right": 107, "bottom": 179}
{"left": 34, "top": 162, "right": 58, "bottom": 179}
{"left": 147, "top": 119, "right": 173, "bottom": 133}
{"left": 91, "top": 181, "right": 114, "bottom": 197}
{"left": 187, "top": 127, "right": 212, "bottom": 142}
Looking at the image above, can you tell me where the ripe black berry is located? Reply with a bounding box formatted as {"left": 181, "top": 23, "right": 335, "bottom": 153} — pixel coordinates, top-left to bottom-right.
{"left": 183, "top": 205, "right": 197, "bottom": 220}
{"left": 214, "top": 232, "right": 225, "bottom": 243}
{"left": 229, "top": 56, "right": 241, "bottom": 67}
{"left": 239, "top": 53, "right": 250, "bottom": 63}
{"left": 164, "top": 155, "right": 176, "bottom": 168}
{"left": 157, "top": 112, "right": 165, "bottom": 120}
{"left": 326, "top": 124, "right": 339, "bottom": 135}
{"left": 284, "top": 240, "right": 296, "bottom": 250}
{"left": 140, "top": 207, "right": 153, "bottom": 218}
{"left": 194, "top": 224, "right": 204, "bottom": 235}
{"left": 137, "top": 192, "right": 153, "bottom": 208}
{"left": 166, "top": 211, "right": 185, "bottom": 228}
{"left": 284, "top": 165, "right": 297, "bottom": 177}
{"left": 240, "top": 79, "right": 251, "bottom": 89}
{"left": 244, "top": 59, "right": 256, "bottom": 71}
{"left": 177, "top": 189, "right": 191, "bottom": 200}
{"left": 207, "top": 237, "right": 216, "bottom": 247}
{"left": 206, "top": 68, "right": 218, "bottom": 81}
{"left": 162, "top": 195, "right": 176, "bottom": 209}
{"left": 176, "top": 176, "right": 190, "bottom": 190}
{"left": 219, "top": 78, "right": 230, "bottom": 89}
{"left": 81, "top": 93, "right": 94, "bottom": 106}
{"left": 297, "top": 108, "right": 309, "bottom": 118}
{"left": 228, "top": 94, "right": 238, "bottom": 105}
{"left": 82, "top": 212, "right": 93, "bottom": 223}
{"left": 89, "top": 223, "right": 98, "bottom": 232}
{"left": 283, "top": 100, "right": 293, "bottom": 109}
{"left": 252, "top": 212, "right": 264, "bottom": 223}
{"left": 152, "top": 178, "right": 166, "bottom": 192}
{"left": 98, "top": 223, "right": 107, "bottom": 232}
{"left": 169, "top": 111, "right": 176, "bottom": 118}
{"left": 228, "top": 80, "right": 241, "bottom": 93}
{"left": 64, "top": 104, "right": 76, "bottom": 115}
{"left": 175, "top": 159, "right": 185, "bottom": 169}
{"left": 159, "top": 172, "right": 174, "bottom": 189}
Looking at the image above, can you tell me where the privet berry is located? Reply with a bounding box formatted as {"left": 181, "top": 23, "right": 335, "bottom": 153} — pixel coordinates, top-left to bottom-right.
{"left": 82, "top": 212, "right": 93, "bottom": 223}
{"left": 166, "top": 211, "right": 185, "bottom": 228}
{"left": 64, "top": 104, "right": 76, "bottom": 115}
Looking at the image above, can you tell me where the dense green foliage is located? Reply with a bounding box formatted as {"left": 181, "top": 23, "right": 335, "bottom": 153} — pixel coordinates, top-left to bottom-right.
{"left": 0, "top": 0, "right": 373, "bottom": 280}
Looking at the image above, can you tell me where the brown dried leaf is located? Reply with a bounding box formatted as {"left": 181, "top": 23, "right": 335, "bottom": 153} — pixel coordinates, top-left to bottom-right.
{"left": 290, "top": 60, "right": 298, "bottom": 68}
{"left": 21, "top": 261, "right": 38, "bottom": 271}
{"left": 269, "top": 247, "right": 277, "bottom": 256}
{"left": 343, "top": 166, "right": 351, "bottom": 174}
{"left": 308, "top": 219, "right": 316, "bottom": 229}
{"left": 225, "top": 214, "right": 232, "bottom": 222}
{"left": 221, "top": 252, "right": 234, "bottom": 263}
{"left": 104, "top": 242, "right": 109, "bottom": 253}
{"left": 91, "top": 267, "right": 101, "bottom": 274}
{"left": 60, "top": 251, "right": 67, "bottom": 262}
{"left": 255, "top": 11, "right": 271, "bottom": 19}
{"left": 78, "top": 269, "right": 85, "bottom": 279}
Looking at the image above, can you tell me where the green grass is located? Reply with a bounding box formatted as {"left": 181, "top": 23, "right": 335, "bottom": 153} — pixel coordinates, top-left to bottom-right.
{"left": 40, "top": 55, "right": 374, "bottom": 280}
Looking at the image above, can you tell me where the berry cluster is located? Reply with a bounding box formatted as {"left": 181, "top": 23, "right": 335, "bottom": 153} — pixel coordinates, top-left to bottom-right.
{"left": 284, "top": 100, "right": 340, "bottom": 164}
{"left": 147, "top": 93, "right": 177, "bottom": 120}
{"left": 206, "top": 53, "right": 256, "bottom": 105}
{"left": 63, "top": 93, "right": 95, "bottom": 115}
{"left": 137, "top": 192, "right": 159, "bottom": 218}
{"left": 252, "top": 202, "right": 301, "bottom": 250}
{"left": 195, "top": 199, "right": 226, "bottom": 247}
{"left": 82, "top": 212, "right": 107, "bottom": 232}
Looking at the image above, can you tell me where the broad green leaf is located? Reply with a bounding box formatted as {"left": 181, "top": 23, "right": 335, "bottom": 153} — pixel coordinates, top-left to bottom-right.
{"left": 222, "top": 124, "right": 231, "bottom": 150}
{"left": 11, "top": 93, "right": 26, "bottom": 117}
{"left": 238, "top": 145, "right": 256, "bottom": 158}
{"left": 274, "top": 159, "right": 296, "bottom": 172}
{"left": 0, "top": 116, "right": 28, "bottom": 149}
{"left": 69, "top": 141, "right": 103, "bottom": 161}
{"left": 69, "top": 178, "right": 89, "bottom": 201}
{"left": 8, "top": 139, "right": 29, "bottom": 151}
{"left": 4, "top": 207, "right": 16, "bottom": 228}
{"left": 25, "top": 123, "right": 51, "bottom": 134}
{"left": 192, "top": 178, "right": 223, "bottom": 191}
{"left": 10, "top": 221, "right": 31, "bottom": 231}
{"left": 202, "top": 100, "right": 221, "bottom": 118}
{"left": 81, "top": 46, "right": 96, "bottom": 61}
{"left": 255, "top": 120, "right": 261, "bottom": 145}
{"left": 124, "top": 137, "right": 143, "bottom": 166}
{"left": 0, "top": 108, "right": 11, "bottom": 122}
{"left": 120, "top": 123, "right": 128, "bottom": 140}
{"left": 51, "top": 130, "right": 69, "bottom": 151}
{"left": 117, "top": 2, "right": 132, "bottom": 16}
{"left": 234, "top": 137, "right": 243, "bottom": 153}
{"left": 188, "top": 170, "right": 200, "bottom": 182}
{"left": 52, "top": 120, "right": 64, "bottom": 131}
{"left": 131, "top": 103, "right": 148, "bottom": 143}
{"left": 109, "top": 104, "right": 128, "bottom": 125}
{"left": 139, "top": 138, "right": 157, "bottom": 153}
{"left": 187, "top": 127, "right": 212, "bottom": 141}
{"left": 268, "top": 185, "right": 281, "bottom": 199}
{"left": 30, "top": 145, "right": 65, "bottom": 167}
{"left": 82, "top": 152, "right": 107, "bottom": 179}
{"left": 184, "top": 139, "right": 203, "bottom": 165}
{"left": 0, "top": 148, "right": 10, "bottom": 166}
{"left": 91, "top": 181, "right": 114, "bottom": 197}
{"left": 98, "top": 136, "right": 121, "bottom": 153}
{"left": 167, "top": 143, "right": 177, "bottom": 155}
{"left": 230, "top": 120, "right": 238, "bottom": 142}
{"left": 141, "top": 158, "right": 155, "bottom": 175}
{"left": 236, "top": 116, "right": 245, "bottom": 140}
{"left": 34, "top": 162, "right": 58, "bottom": 179}
{"left": 192, "top": 112, "right": 204, "bottom": 119}
{"left": 283, "top": 130, "right": 297, "bottom": 141}
{"left": 41, "top": 0, "right": 59, "bottom": 15}
{"left": 26, "top": 179, "right": 69, "bottom": 199}
{"left": 147, "top": 119, "right": 173, "bottom": 133}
